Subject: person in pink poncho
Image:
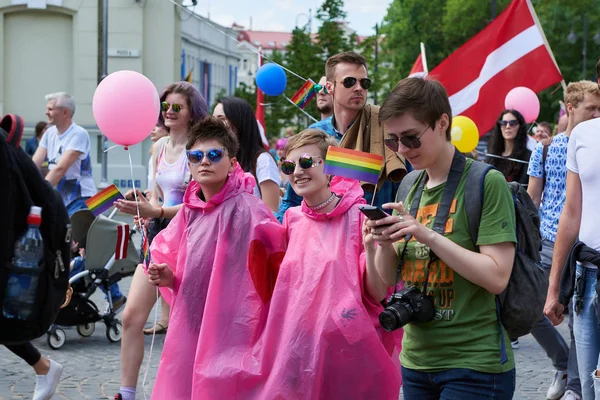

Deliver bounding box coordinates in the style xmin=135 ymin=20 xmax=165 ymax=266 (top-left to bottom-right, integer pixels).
xmin=252 ymin=129 xmax=402 ymax=399
xmin=147 ymin=117 xmax=286 ymax=399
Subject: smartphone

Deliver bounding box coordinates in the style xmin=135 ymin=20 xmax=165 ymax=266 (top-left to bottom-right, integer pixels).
xmin=359 ymin=205 xmax=393 ymax=228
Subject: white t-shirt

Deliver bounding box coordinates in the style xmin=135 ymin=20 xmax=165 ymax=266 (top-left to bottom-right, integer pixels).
xmin=253 ymin=152 xmax=281 ymax=198
xmin=526 ymin=135 xmax=537 ymax=151
xmin=40 ymin=122 xmax=97 ymax=207
xmin=566 ymin=117 xmax=600 ymax=268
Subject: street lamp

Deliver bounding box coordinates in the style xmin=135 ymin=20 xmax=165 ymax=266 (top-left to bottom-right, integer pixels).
xmin=295 ymin=9 xmax=312 ymax=32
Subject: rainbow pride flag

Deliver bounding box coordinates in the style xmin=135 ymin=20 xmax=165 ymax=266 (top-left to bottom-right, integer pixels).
xmin=141 ymin=226 xmax=150 ymax=269
xmin=85 ymin=184 xmax=124 ymax=217
xmin=290 ymin=79 xmax=316 ymax=109
xmin=323 ymin=146 xmax=383 ymax=185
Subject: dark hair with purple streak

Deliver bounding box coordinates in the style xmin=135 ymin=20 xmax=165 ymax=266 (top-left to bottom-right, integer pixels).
xmin=159 ymin=81 xmax=209 ymax=128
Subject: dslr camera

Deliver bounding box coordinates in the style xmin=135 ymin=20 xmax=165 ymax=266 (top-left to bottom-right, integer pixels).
xmin=379 ymin=287 xmax=435 ymax=332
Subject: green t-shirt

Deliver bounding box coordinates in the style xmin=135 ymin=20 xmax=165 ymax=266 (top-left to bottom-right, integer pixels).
xmin=397 ymin=159 xmax=516 ymax=373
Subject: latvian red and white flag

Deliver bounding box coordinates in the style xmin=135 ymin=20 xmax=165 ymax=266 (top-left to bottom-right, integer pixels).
xmin=409 ymin=42 xmax=428 ymax=78
xmin=428 ymin=0 xmax=563 ymax=136
xmin=115 ymin=224 xmax=130 ymax=260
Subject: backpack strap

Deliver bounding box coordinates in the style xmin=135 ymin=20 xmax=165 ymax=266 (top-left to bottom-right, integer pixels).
xmin=0 ymin=114 xmax=24 ymax=148
xmin=463 ymin=160 xmax=508 ymax=364
xmin=541 ymin=142 xmax=550 ymax=192
xmin=463 ymin=161 xmax=494 ymax=247
xmin=395 ymin=170 xmax=423 ymax=205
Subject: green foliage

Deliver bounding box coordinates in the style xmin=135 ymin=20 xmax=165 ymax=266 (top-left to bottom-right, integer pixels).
xmin=210 ymin=88 xmax=227 ymax=112
xmin=316 ymin=0 xmax=353 ymax=59
xmin=378 ymin=0 xmax=600 ymax=126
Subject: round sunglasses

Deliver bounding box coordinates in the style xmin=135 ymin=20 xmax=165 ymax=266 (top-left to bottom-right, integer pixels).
xmin=338 ymin=77 xmax=373 ymax=90
xmin=281 ymin=154 xmax=323 ymax=175
xmin=161 ymin=101 xmax=184 ymax=113
xmin=498 ymin=120 xmax=519 ymax=128
xmin=384 ymin=126 xmax=430 ymax=152
xmin=186 ymin=148 xmax=227 ymax=165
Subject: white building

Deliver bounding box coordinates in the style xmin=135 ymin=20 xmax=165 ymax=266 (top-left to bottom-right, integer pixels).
xmin=0 ymin=0 xmax=239 ymax=190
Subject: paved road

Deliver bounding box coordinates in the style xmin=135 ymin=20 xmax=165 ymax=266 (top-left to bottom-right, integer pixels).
xmin=0 ymin=273 xmax=571 ymax=399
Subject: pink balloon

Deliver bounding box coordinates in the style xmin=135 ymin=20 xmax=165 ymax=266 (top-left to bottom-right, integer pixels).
xmin=504 ymin=86 xmax=540 ymax=124
xmin=93 ymin=70 xmax=160 ymax=147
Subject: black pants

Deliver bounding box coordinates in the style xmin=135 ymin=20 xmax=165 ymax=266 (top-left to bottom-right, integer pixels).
xmin=5 ymin=341 xmax=41 ymax=366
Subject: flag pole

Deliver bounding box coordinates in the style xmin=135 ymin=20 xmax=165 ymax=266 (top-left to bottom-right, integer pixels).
xmin=525 ymin=0 xmax=566 ymax=91
xmin=284 ymin=96 xmax=318 ymax=122
xmin=420 ymin=42 xmax=429 ymax=74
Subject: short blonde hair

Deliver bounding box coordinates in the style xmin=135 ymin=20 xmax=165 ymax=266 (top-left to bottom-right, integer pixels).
xmin=564 ymin=80 xmax=600 ymax=111
xmin=284 ymin=129 xmax=337 ymax=159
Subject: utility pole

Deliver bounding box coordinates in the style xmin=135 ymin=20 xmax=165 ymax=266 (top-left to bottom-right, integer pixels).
xmin=491 ymin=0 xmax=497 ymax=21
xmin=98 ymin=0 xmax=109 ymax=188
xmin=373 ymin=23 xmax=379 ymax=105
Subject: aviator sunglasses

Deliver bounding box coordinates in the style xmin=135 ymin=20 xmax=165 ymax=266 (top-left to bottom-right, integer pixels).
xmin=281 ymin=154 xmax=323 ymax=175
xmin=313 ymin=84 xmax=329 ymax=94
xmin=186 ymin=148 xmax=227 ymax=165
xmin=498 ymin=120 xmax=519 ymax=128
xmin=161 ymin=101 xmax=184 ymax=113
xmin=338 ymin=77 xmax=373 ymax=90
xmin=384 ymin=126 xmax=430 ymax=152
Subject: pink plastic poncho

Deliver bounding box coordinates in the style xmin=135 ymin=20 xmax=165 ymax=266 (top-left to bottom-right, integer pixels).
xmin=149 ymin=164 xmax=286 ymax=399
xmin=250 ymin=177 xmax=402 ymax=400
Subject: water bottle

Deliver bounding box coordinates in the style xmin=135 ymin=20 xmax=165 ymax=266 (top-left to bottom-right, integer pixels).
xmin=3 ymin=206 xmax=44 ymax=320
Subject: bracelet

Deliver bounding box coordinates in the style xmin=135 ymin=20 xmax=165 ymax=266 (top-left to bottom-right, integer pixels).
xmin=158 ymin=207 xmax=164 ymax=219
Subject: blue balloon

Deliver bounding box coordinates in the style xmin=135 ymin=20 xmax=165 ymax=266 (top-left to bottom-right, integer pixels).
xmin=255 ymin=63 xmax=287 ymax=96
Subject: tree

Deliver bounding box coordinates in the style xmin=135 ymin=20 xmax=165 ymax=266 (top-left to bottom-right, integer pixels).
xmin=316 ymin=0 xmax=354 ymax=60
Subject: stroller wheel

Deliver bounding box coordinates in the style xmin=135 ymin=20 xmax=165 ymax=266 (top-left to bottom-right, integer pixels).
xmin=106 ymin=321 xmax=123 ymax=343
xmin=76 ymin=322 xmax=96 ymax=337
xmin=47 ymin=328 xmax=66 ymax=349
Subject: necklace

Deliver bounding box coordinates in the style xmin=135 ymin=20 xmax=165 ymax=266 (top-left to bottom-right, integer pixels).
xmin=308 ymin=192 xmax=337 ymax=211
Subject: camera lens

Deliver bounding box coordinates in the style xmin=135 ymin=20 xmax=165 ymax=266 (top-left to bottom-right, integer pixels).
xmin=379 ymin=302 xmax=413 ymax=332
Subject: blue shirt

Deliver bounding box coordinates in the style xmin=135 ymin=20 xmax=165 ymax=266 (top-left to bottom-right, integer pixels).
xmin=526 ymin=133 xmax=569 ymax=242
xmin=276 ymin=116 xmax=401 ymax=222
xmin=25 ymin=137 xmax=39 ymax=157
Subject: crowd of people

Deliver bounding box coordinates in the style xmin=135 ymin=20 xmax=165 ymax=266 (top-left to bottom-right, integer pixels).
xmin=5 ymin=51 xmax=600 ymax=400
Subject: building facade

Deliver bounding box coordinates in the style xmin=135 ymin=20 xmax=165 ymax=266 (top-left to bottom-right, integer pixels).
xmin=0 ymin=0 xmax=240 ymax=190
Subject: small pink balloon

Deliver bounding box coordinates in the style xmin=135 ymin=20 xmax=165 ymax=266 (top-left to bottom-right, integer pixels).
xmin=93 ymin=70 xmax=160 ymax=147
xmin=504 ymin=86 xmax=540 ymax=124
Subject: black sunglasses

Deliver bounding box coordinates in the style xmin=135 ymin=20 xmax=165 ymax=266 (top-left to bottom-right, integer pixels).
xmin=384 ymin=126 xmax=430 ymax=152
xmin=281 ymin=154 xmax=323 ymax=175
xmin=498 ymin=120 xmax=519 ymax=128
xmin=338 ymin=77 xmax=372 ymax=90
xmin=161 ymin=101 xmax=184 ymax=113
xmin=186 ymin=148 xmax=227 ymax=165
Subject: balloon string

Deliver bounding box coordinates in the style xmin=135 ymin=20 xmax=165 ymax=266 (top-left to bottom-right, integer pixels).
xmin=165 ymin=0 xmax=309 ymax=83
xmin=104 ymin=144 xmax=121 ymax=153
xmin=284 ymin=96 xmax=318 ymax=123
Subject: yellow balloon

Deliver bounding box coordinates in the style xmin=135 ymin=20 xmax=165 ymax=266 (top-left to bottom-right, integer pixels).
xmin=451 ymin=116 xmax=479 ymax=153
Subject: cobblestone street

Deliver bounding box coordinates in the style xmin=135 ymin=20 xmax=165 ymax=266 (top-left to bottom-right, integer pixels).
xmin=0 ymin=275 xmax=571 ymax=399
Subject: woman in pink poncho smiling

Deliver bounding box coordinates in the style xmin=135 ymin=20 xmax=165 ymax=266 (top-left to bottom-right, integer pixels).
xmin=147 ymin=117 xmax=286 ymax=399
xmin=252 ymin=129 xmax=402 ymax=399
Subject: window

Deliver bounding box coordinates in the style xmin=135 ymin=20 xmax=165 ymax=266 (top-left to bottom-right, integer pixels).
xmin=243 ymin=59 xmax=248 ymax=70
xmin=280 ymin=41 xmax=287 ymax=47
xmin=268 ymin=41 xmax=275 ymax=47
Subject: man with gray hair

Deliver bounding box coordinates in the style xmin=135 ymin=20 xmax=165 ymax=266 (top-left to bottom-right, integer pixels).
xmin=32 ymin=92 xmax=97 ymax=217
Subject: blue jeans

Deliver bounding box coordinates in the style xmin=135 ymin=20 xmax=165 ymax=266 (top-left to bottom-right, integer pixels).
xmin=402 ymin=366 xmax=515 ymax=400
xmin=71 ymin=256 xmax=123 ymax=302
xmin=66 ymin=197 xmax=91 ymax=218
xmin=573 ymin=264 xmax=600 ymax=400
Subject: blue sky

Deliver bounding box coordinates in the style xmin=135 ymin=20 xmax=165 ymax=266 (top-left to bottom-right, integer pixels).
xmin=191 ymin=0 xmax=391 ymax=36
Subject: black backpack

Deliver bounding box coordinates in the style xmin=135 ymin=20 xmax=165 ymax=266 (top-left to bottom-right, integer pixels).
xmin=397 ymin=158 xmax=548 ymax=341
xmin=0 ymin=114 xmax=71 ymax=344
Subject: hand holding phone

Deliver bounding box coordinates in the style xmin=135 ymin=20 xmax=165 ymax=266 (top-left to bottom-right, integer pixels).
xmin=359 ymin=205 xmax=393 ymax=228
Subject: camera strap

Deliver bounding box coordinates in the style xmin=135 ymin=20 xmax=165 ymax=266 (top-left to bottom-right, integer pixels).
xmin=395 ymin=148 xmax=467 ymax=295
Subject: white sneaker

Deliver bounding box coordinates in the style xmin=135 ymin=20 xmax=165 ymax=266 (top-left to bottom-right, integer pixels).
xmin=546 ymin=370 xmax=567 ymax=399
xmin=510 ymin=339 xmax=519 ymax=349
xmin=561 ymin=390 xmax=581 ymax=400
xmin=33 ymin=359 xmax=63 ymax=400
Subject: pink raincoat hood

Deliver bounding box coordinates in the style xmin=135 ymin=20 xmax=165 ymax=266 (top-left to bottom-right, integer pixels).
xmin=241 ymin=176 xmax=402 ymax=399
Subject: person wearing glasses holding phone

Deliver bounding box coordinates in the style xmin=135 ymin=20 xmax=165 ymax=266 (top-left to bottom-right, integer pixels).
xmin=366 ymin=77 xmax=517 ymax=399
xmin=113 ymin=81 xmax=209 ymax=400
xmin=486 ymin=109 xmax=532 ymax=186
xmin=276 ymin=51 xmax=406 ymax=222
xmin=145 ymin=117 xmax=285 ymax=399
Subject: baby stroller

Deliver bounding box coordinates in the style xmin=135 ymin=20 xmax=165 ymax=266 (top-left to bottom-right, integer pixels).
xmin=47 ymin=208 xmax=139 ymax=349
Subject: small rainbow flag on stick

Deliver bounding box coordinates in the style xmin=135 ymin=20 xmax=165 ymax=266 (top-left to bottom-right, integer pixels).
xmin=85 ymin=184 xmax=124 ymax=217
xmin=323 ymin=146 xmax=384 ymax=185
xmin=290 ymin=79 xmax=316 ymax=109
